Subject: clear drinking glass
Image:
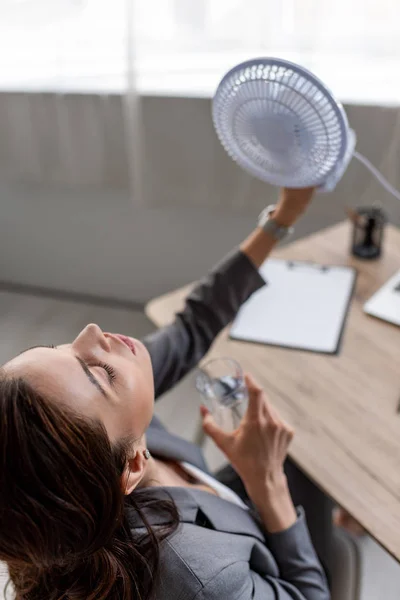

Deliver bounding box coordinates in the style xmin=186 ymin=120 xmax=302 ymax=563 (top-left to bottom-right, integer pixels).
xmin=195 ymin=358 xmax=248 ymax=432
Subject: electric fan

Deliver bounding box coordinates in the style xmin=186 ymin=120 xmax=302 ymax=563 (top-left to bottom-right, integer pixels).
xmin=213 ymin=57 xmax=400 ymax=198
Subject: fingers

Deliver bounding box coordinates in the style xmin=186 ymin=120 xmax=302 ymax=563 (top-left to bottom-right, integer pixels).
xmin=264 ymin=402 xmax=295 ymax=439
xmin=245 ymin=373 xmax=263 ymax=393
xmin=245 ymin=374 xmax=264 ymax=419
xmin=244 ymin=373 xmax=295 ymax=439
xmin=200 ymin=406 xmax=230 ymax=452
xmin=277 ymin=419 xmax=295 ymax=447
xmin=245 ymin=373 xmax=278 ymax=423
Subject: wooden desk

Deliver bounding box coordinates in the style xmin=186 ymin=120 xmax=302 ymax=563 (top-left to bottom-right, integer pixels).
xmin=146 ymin=222 xmax=400 ymax=561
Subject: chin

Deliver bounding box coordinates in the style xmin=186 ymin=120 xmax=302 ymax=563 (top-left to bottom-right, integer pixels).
xmin=135 ymin=339 xmax=150 ymax=360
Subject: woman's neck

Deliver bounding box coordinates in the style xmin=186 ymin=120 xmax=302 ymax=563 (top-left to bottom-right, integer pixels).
xmin=138 ymin=456 xmax=212 ymax=491
xmin=139 ymin=456 xmax=162 ymax=488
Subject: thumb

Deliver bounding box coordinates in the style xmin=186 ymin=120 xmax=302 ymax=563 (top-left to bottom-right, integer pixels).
xmin=200 ymin=406 xmax=230 ymax=451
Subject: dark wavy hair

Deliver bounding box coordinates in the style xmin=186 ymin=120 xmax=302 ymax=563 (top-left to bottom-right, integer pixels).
xmin=0 ymin=373 xmax=179 ymax=599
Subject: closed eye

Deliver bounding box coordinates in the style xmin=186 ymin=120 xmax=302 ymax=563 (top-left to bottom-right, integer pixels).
xmin=96 ymin=362 xmax=116 ymax=386
xmin=17 ymin=344 xmax=116 ymax=397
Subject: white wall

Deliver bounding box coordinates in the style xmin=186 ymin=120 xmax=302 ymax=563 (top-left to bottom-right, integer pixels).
xmin=0 ymin=182 xmax=257 ymax=302
xmin=0 ymin=95 xmax=400 ymax=303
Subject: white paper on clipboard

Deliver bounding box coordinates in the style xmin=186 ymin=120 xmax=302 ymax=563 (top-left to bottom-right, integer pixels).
xmin=230 ymin=259 xmax=356 ymax=354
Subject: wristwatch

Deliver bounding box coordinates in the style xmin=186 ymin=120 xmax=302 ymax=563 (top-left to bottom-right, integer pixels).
xmin=258 ymin=205 xmax=294 ymax=242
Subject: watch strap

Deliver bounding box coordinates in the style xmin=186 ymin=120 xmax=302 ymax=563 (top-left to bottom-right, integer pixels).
xmin=258 ymin=205 xmax=294 ymax=242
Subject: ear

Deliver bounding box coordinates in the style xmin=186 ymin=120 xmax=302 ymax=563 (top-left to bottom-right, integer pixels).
xmin=121 ymin=447 xmax=147 ymax=495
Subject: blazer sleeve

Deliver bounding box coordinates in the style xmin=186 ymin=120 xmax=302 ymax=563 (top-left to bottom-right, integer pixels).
xmin=194 ymin=510 xmax=330 ymax=600
xmin=142 ymin=249 xmax=265 ymax=399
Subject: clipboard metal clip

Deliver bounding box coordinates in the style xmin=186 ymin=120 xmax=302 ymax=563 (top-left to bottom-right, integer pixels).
xmin=287 ymin=261 xmax=330 ymax=273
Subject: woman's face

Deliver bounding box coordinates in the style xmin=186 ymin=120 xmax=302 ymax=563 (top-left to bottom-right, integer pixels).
xmin=3 ymin=324 xmax=154 ymax=442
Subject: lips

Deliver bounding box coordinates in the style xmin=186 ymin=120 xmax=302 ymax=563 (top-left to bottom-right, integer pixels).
xmin=113 ymin=334 xmax=136 ymax=355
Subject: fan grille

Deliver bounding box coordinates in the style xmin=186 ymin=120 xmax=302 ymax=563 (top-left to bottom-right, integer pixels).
xmin=212 ymin=59 xmax=349 ymax=188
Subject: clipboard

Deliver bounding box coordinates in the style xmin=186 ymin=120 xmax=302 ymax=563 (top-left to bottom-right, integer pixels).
xmin=230 ymin=259 xmax=357 ymax=354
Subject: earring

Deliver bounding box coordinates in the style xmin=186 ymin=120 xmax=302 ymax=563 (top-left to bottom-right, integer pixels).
xmin=143 ymin=449 xmax=151 ymax=460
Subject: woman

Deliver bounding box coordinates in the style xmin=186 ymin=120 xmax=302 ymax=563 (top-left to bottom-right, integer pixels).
xmin=0 ymin=187 xmax=330 ymax=600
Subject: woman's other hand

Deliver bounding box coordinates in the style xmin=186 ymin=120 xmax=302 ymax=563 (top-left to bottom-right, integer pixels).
xmin=200 ymin=374 xmax=297 ymax=532
xmin=273 ymin=186 xmax=315 ymax=227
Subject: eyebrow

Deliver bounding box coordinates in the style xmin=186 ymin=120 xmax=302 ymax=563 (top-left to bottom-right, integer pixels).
xmin=18 ymin=344 xmax=108 ymax=399
xmin=17 ymin=344 xmax=54 ymax=356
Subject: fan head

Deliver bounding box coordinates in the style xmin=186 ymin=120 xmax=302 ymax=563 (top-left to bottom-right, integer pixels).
xmin=212 ymin=58 xmax=353 ymax=189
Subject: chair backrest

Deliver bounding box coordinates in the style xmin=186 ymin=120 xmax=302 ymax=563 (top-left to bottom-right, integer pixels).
xmin=331 ymin=528 xmax=361 ymax=600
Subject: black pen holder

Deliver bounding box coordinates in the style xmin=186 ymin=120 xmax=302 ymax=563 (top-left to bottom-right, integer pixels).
xmin=351 ymin=207 xmax=387 ymax=260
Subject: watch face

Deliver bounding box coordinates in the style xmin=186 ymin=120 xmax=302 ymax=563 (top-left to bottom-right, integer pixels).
xmin=258 ymin=205 xmax=293 ymax=241
xmin=258 ymin=205 xmax=276 ymax=227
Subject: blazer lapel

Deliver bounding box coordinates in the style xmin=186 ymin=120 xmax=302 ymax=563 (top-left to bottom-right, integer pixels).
xmin=191 ymin=487 xmax=266 ymax=543
xmin=146 ymin=418 xmax=209 ymax=473
xmin=128 ymin=486 xmax=266 ymax=544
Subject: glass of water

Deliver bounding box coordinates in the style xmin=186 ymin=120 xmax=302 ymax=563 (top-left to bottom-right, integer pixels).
xmin=195 ymin=358 xmax=248 ymax=432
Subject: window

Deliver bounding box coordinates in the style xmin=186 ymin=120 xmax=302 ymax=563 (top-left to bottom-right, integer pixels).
xmin=0 ymin=0 xmax=399 ymax=103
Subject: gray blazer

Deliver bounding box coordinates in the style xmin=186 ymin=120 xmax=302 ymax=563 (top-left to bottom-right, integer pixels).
xmin=137 ymin=250 xmax=330 ymax=600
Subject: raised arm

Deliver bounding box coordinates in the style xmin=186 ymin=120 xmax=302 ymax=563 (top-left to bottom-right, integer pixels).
xmin=142 ymin=188 xmax=314 ymax=398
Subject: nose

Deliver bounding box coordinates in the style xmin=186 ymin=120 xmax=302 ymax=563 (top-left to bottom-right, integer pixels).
xmin=72 ymin=323 xmax=111 ymax=355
